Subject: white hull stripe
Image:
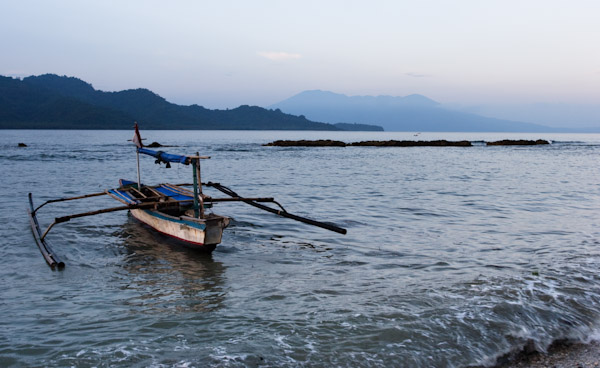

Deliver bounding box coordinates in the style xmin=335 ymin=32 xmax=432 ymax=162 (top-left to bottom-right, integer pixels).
xmin=131 ymin=209 xmax=207 ymax=245
xmin=141 ymin=210 xmax=207 ymax=230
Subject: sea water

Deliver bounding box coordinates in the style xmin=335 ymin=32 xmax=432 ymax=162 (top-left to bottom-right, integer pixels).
xmin=1 ymin=130 xmax=600 ymax=367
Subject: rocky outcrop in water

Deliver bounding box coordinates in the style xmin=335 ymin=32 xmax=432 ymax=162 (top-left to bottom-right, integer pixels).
xmin=265 ymin=139 xmax=554 ymax=147
xmin=350 ymin=140 xmax=472 ymax=147
xmin=264 ymin=140 xmax=347 ymax=147
xmin=264 ymin=140 xmax=472 ymax=147
xmin=486 ymin=139 xmax=550 ymax=146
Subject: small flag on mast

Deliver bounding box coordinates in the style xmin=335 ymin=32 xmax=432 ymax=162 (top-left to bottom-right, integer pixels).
xmin=133 ymin=122 xmax=143 ymax=148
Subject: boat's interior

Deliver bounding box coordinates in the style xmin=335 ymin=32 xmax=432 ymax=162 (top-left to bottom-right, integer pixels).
xmin=112 ymin=180 xmax=212 ymax=218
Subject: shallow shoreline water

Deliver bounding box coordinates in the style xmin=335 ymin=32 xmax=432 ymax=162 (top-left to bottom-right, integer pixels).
xmin=493 ymin=340 xmax=600 ymax=368
xmin=2 ymin=130 xmax=600 ymax=367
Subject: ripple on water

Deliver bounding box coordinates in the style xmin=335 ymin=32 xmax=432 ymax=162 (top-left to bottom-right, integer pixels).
xmin=3 ymin=131 xmax=600 ymax=367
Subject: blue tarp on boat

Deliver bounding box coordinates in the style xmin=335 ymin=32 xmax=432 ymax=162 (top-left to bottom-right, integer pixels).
xmin=137 ymin=148 xmax=190 ymax=164
xmin=118 ymin=179 xmax=194 ymax=202
xmin=154 ymin=185 xmax=194 ymax=202
xmin=108 ymin=188 xmax=139 ymax=204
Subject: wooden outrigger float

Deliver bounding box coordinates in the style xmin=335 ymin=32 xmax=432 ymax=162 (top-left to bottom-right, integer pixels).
xmin=28 ymin=124 xmax=347 ymax=269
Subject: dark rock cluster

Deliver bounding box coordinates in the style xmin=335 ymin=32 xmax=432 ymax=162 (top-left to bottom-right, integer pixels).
xmin=264 ymin=140 xmax=347 ymax=147
xmin=264 ymin=140 xmax=472 ymax=147
xmin=265 ymin=139 xmax=552 ymax=147
xmin=350 ymin=140 xmax=472 ymax=147
xmin=486 ymin=139 xmax=550 ymax=146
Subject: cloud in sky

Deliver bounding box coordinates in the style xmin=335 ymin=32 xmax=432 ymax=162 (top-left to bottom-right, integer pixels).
xmin=257 ymin=51 xmax=302 ymax=61
xmin=405 ymin=72 xmax=431 ymax=78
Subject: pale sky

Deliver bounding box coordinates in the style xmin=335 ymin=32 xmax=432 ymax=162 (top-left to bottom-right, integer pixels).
xmin=1 ymin=0 xmax=599 ymax=109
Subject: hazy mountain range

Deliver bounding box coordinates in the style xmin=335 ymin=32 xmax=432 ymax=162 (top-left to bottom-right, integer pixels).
xmin=0 ymin=74 xmax=381 ymax=131
xmin=449 ymin=103 xmax=600 ymax=129
xmin=269 ymin=90 xmax=578 ymax=132
xmin=2 ymin=74 xmax=597 ymax=132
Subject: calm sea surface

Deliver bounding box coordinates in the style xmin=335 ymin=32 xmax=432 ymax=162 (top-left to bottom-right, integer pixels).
xmin=1 ymin=130 xmax=600 ymax=367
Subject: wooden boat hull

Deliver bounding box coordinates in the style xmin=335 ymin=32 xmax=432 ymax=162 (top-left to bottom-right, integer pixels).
xmin=130 ymin=208 xmax=229 ymax=251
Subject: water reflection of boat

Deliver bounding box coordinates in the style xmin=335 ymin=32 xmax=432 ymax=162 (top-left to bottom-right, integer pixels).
xmin=115 ymin=218 xmax=227 ymax=313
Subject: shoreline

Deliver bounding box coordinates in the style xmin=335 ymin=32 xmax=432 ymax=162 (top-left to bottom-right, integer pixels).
xmin=492 ymin=340 xmax=600 ymax=368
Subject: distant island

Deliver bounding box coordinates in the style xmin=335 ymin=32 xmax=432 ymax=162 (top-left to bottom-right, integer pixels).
xmin=0 ymin=74 xmax=383 ymax=131
xmin=269 ymin=90 xmax=565 ymax=132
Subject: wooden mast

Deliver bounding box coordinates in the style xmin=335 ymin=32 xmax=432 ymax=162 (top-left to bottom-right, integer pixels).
xmin=133 ymin=121 xmax=143 ymax=190
xmin=136 ymin=149 xmax=142 ymax=190
xmin=192 ymin=157 xmax=200 ymax=218
xmin=191 ymin=152 xmax=207 ymax=219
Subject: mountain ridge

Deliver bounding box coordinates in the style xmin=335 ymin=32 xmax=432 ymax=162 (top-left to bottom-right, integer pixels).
xmin=269 ymin=90 xmax=562 ymax=132
xmin=0 ymin=75 xmax=381 ymax=131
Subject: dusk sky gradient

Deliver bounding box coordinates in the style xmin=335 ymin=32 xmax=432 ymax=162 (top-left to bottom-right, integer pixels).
xmin=1 ymin=0 xmax=599 ymax=113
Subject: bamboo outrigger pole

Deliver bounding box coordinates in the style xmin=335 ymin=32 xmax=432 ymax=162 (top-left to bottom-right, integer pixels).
xmin=28 ymin=193 xmax=169 ymax=269
xmin=32 ymin=191 xmax=108 ymax=215
xmin=39 ymin=202 xmax=161 ymax=241
xmin=205 ymin=182 xmax=347 ymax=235
xmin=28 ymin=193 xmax=64 ymax=269
xmin=31 ymin=190 xmax=280 ymax=247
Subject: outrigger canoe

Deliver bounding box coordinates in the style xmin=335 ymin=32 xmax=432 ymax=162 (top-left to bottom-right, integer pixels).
xmin=28 ymin=124 xmax=347 ymax=269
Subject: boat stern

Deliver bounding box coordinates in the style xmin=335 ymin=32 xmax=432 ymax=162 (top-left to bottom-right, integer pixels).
xmin=204 ymin=214 xmax=230 ymax=245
